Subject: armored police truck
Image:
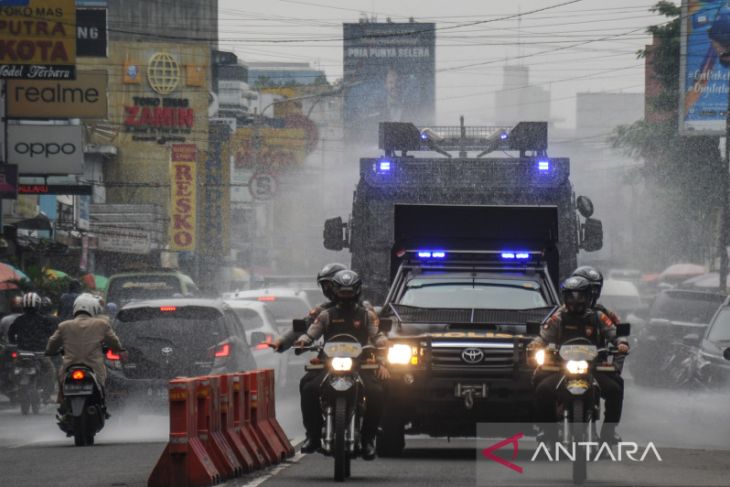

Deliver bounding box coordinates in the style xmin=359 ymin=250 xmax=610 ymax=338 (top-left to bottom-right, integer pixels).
xmin=322 ymin=121 xmax=603 ymax=456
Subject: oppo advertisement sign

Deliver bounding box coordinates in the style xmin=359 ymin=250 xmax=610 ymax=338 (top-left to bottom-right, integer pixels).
xmin=8 ymin=125 xmax=84 ymax=175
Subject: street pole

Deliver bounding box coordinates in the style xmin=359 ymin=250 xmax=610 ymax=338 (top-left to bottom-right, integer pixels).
xmin=721 ymin=73 xmax=730 ymax=293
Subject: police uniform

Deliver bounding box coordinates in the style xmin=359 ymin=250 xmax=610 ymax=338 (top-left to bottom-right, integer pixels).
xmin=298 ymin=302 xmax=386 ymax=441
xmin=532 ymin=307 xmax=624 ymax=424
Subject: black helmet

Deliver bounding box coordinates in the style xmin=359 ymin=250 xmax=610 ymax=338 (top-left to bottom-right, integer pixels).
xmin=331 ymin=269 xmax=362 ymax=302
xmin=560 ymin=276 xmax=592 ymax=315
xmin=317 ymin=262 xmax=347 ymax=300
xmin=572 ymin=266 xmax=603 ymax=304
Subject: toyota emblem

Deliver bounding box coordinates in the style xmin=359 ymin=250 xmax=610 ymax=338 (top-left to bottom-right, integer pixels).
xmin=161 ymin=347 xmax=173 ymax=356
xmin=461 ymin=348 xmax=484 ymax=364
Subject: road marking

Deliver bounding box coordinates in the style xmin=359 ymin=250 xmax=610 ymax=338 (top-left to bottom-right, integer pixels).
xmin=221 ymin=437 xmax=305 ymax=487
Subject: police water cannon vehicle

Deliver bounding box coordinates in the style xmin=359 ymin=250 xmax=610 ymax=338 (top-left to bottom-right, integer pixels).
xmin=322 ymin=121 xmax=603 ymax=455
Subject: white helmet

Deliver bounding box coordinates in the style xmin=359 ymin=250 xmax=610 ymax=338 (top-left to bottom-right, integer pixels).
xmin=21 ymin=292 xmax=41 ymax=312
xmin=73 ymin=293 xmax=102 ymax=317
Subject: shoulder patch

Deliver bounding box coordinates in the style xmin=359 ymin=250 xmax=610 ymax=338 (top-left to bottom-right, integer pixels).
xmin=599 ymin=312 xmax=614 ymax=327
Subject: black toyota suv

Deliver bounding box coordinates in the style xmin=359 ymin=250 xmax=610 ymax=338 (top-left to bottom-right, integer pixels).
xmin=106 ymin=298 xmax=257 ymax=407
xmin=376 ymin=205 xmax=561 ymax=456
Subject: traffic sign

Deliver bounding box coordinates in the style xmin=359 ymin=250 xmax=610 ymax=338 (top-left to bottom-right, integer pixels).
xmin=249 ymin=173 xmax=277 ymax=201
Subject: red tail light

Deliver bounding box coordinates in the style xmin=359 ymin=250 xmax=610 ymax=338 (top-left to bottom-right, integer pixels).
xmin=160 ymin=306 xmax=177 ymax=312
xmin=214 ymin=342 xmax=231 ymax=358
xmin=11 ymin=351 xmax=18 ymax=359
xmin=255 ymin=335 xmax=273 ymax=350
xmin=106 ymin=349 xmax=121 ymax=361
xmin=257 ymin=296 xmax=276 ymax=302
xmin=71 ymin=370 xmax=86 ymax=381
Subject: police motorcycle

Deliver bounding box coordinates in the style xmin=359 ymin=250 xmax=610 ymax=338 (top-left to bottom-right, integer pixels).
xmin=7 ymin=345 xmax=42 ymax=415
xmin=293 ymin=319 xmax=381 ymax=482
xmin=532 ymin=323 xmax=630 ymax=485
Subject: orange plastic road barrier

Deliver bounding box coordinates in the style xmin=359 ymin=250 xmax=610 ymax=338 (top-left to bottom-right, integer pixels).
xmin=231 ymin=372 xmax=268 ymax=469
xmin=148 ymin=378 xmax=221 ymax=487
xmin=212 ymin=374 xmax=256 ymax=472
xmin=195 ymin=376 xmax=244 ymax=479
xmin=242 ymin=371 xmax=279 ymax=465
xmin=262 ymin=369 xmax=295 ymax=458
xmin=233 ymin=372 xmax=274 ymax=468
xmin=247 ymin=370 xmax=291 ymax=462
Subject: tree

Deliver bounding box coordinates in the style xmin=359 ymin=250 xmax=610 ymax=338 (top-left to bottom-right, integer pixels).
xmin=611 ymin=1 xmax=725 ymax=268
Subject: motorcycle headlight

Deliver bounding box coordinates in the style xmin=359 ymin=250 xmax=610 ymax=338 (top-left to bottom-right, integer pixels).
xmin=331 ymin=357 xmax=353 ymax=371
xmin=387 ymin=343 xmax=414 ymax=365
xmin=534 ymin=349 xmax=546 ymax=366
xmin=329 ymin=376 xmax=354 ymax=391
xmin=565 ymin=360 xmax=589 ymax=375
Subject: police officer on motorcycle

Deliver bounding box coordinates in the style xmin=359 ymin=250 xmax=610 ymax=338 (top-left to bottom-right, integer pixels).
xmin=532 ymin=276 xmax=629 ymax=443
xmin=272 ymin=262 xmax=348 ymax=353
xmin=294 ymin=270 xmax=389 ymax=459
xmin=7 ymin=292 xmax=59 ymax=400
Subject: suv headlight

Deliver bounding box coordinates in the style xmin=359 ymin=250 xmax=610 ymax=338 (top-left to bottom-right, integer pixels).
xmin=565 ymin=360 xmax=589 ymax=375
xmin=388 ymin=343 xmax=414 ymax=365
xmin=331 ymin=357 xmax=353 ymax=371
xmin=534 ymin=349 xmax=545 ymax=366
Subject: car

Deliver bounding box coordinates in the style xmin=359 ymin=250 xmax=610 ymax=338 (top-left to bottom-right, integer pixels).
xmin=106 ymin=298 xmax=256 ymax=407
xmin=105 ymin=269 xmax=200 ymax=308
xmin=224 ymin=300 xmax=291 ymax=387
xmin=231 ymin=288 xmax=314 ymax=332
xmin=692 ymin=297 xmax=730 ymax=387
xmin=629 ymin=289 xmax=726 ymax=386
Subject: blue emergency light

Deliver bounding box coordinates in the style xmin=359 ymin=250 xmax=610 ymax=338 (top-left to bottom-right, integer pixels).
xmin=376 ymin=159 xmax=392 ymax=173
xmin=501 ymin=251 xmax=530 ymax=260
xmin=500 ymin=132 xmax=509 ymax=140
xmin=420 ymin=131 xmax=429 ymax=141
xmin=417 ymin=250 xmax=447 ymax=259
xmin=537 ymin=160 xmax=550 ymax=172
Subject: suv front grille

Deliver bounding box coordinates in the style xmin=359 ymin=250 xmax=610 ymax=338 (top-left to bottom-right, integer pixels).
xmin=430 ymin=343 xmax=514 ymax=374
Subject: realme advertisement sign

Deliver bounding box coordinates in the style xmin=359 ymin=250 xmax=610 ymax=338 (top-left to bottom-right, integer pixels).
xmin=7 ymin=69 xmax=107 ymax=117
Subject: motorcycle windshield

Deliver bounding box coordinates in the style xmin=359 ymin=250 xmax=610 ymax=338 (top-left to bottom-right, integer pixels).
xmin=559 ymin=344 xmax=598 ymax=362
xmin=115 ymin=306 xmax=226 ymax=379
xmin=323 ymin=341 xmax=362 ymax=358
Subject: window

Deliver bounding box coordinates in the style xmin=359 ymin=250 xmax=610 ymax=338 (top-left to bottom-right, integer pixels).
xmin=400 ymin=278 xmax=547 ymax=310
xmin=708 ymin=309 xmax=730 ymax=342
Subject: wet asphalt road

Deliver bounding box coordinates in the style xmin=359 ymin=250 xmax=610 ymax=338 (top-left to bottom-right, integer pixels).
xmin=2 ymin=376 xmax=730 ymax=487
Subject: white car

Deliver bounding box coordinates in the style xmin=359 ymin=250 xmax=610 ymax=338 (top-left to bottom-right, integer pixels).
xmin=224 ymin=300 xmax=289 ymax=387
xmin=230 ymin=288 xmax=314 ymax=332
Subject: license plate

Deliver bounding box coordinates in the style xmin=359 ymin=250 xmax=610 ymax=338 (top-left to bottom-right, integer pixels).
xmin=64 ymin=383 xmax=93 ymax=393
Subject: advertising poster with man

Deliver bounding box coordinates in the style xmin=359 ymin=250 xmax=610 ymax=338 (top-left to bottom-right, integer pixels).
xmin=680 ymin=0 xmax=730 ymax=134
xmin=343 ymin=22 xmax=435 ymax=145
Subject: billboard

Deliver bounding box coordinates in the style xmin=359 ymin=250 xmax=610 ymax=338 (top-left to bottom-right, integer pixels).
xmin=7 ymin=70 xmax=107 ymax=118
xmin=0 ymin=0 xmax=77 ymax=79
xmin=680 ymin=1 xmax=730 ymax=134
xmin=169 ymin=144 xmax=197 ymax=251
xmin=8 ymin=124 xmax=84 ymax=174
xmin=343 ymin=22 xmax=435 ymax=145
xmin=76 ymin=8 xmax=106 ymax=57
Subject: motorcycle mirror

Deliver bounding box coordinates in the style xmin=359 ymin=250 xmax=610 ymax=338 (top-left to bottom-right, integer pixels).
xmin=724 ymin=348 xmax=730 ymax=361
xmin=292 ymin=319 xmax=307 ymax=334
xmin=615 ymin=323 xmax=630 ymax=337
xmin=379 ymin=317 xmax=393 ymax=334
xmin=576 ymin=196 xmax=594 ymax=218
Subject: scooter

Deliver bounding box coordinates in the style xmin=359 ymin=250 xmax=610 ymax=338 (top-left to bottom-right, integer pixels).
xmin=11 ymin=348 xmax=42 ymax=415
xmin=59 ymin=364 xmax=107 ymax=446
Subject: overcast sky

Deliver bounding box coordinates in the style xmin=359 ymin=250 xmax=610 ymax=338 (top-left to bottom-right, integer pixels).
xmin=219 ymin=0 xmax=669 ymax=128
